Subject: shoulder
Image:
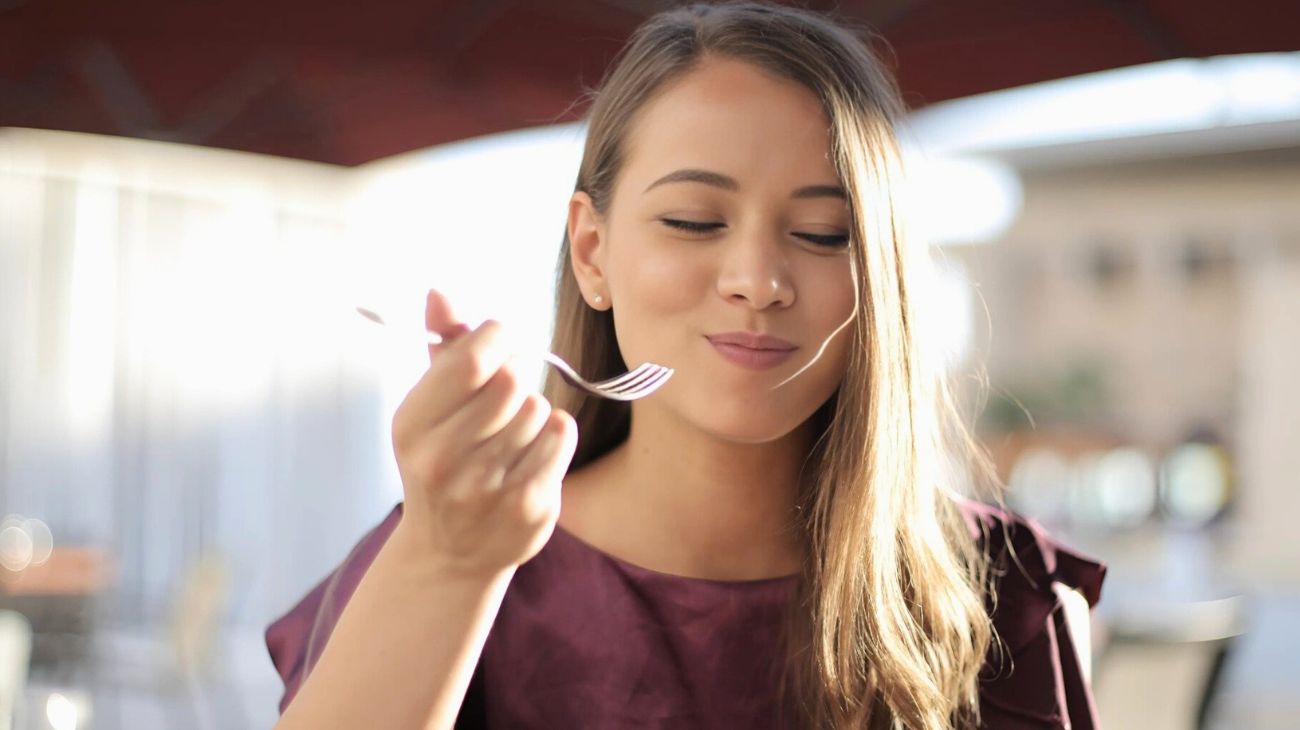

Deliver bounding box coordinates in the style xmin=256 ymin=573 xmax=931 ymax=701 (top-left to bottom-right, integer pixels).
xmin=264 ymin=502 xmax=405 ymax=715
xmin=953 ymin=497 xmax=1108 ymax=729
xmin=956 ymin=497 xmax=1105 ymax=614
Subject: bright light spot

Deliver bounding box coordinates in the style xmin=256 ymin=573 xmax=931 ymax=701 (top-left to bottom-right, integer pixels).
xmin=908 ymin=52 xmax=1300 ymax=155
xmin=931 ymin=258 xmax=975 ymax=369
xmin=1008 ymin=449 xmax=1072 ymax=522
xmin=1161 ymin=443 xmax=1231 ymax=526
xmin=1094 ymin=448 xmax=1158 ymax=528
xmin=1219 ymin=54 xmax=1300 ymax=124
xmin=0 ymin=524 xmax=33 ymax=571
xmin=903 ymin=154 xmax=1023 ymax=245
xmin=46 ymin=692 xmax=80 ymax=730
xmin=24 ymin=517 xmax=54 ymax=565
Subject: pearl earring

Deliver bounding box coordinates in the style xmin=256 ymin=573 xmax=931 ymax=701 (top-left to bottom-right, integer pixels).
xmin=593 ymin=294 xmax=603 ymax=304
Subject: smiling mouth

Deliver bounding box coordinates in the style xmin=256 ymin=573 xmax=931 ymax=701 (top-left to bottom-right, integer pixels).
xmin=706 ymin=339 xmax=798 ymax=370
xmin=706 ymin=331 xmax=797 ymax=350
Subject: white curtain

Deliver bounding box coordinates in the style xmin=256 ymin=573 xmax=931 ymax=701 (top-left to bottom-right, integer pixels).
xmin=0 ymin=127 xmax=395 ymax=629
xmin=0 ymin=125 xmax=582 ymax=635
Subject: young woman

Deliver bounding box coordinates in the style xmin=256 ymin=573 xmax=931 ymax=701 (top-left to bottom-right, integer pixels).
xmin=267 ymin=2 xmax=1105 ymax=728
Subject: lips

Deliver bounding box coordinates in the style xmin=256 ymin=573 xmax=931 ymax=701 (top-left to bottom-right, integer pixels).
xmin=705 ymin=331 xmax=797 ymax=351
xmin=705 ymin=331 xmax=798 ymax=370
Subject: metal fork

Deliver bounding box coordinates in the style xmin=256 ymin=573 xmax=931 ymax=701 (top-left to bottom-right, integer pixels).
xmin=355 ymin=307 xmax=673 ymax=401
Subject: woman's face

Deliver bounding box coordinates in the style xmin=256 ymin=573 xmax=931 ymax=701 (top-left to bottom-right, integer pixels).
xmin=569 ymin=56 xmax=858 ymax=444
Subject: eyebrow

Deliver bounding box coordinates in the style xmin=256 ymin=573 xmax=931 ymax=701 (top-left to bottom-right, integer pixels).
xmin=643 ymin=168 xmax=846 ymax=200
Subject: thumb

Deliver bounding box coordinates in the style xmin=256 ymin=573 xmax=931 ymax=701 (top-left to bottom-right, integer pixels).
xmin=425 ymin=288 xmax=471 ymax=363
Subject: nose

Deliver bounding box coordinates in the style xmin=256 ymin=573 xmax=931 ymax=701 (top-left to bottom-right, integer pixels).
xmin=715 ymin=233 xmax=795 ymax=310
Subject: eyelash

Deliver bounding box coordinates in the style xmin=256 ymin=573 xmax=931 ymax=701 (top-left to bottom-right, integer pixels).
xmin=659 ymin=218 xmax=850 ymax=249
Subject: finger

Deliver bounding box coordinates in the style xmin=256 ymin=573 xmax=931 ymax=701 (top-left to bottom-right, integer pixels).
xmin=463 ymin=392 xmax=553 ymax=491
xmin=396 ymin=319 xmax=513 ymax=435
xmin=506 ymin=412 xmax=578 ymax=523
xmin=430 ymin=354 xmax=531 ymax=450
xmin=425 ymin=288 xmax=471 ymax=363
xmin=503 ymin=410 xmax=577 ymax=499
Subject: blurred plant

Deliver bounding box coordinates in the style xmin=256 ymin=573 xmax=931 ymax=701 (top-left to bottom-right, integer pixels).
xmin=979 ymin=356 xmax=1111 ymax=433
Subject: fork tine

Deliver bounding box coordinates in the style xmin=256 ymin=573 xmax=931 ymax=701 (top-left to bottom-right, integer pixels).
xmin=599 ymin=365 xmax=660 ymax=393
xmin=592 ymin=363 xmax=657 ymax=390
xmin=538 ymin=351 xmax=671 ymax=401
xmin=623 ymin=368 xmax=673 ymax=398
xmin=601 ymin=366 xmax=671 ymax=398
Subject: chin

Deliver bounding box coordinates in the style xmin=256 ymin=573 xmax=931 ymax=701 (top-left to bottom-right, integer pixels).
xmin=687 ymin=399 xmax=816 ymax=445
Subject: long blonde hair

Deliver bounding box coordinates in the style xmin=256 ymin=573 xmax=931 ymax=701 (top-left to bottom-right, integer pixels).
xmin=543 ymin=2 xmax=1002 ymax=727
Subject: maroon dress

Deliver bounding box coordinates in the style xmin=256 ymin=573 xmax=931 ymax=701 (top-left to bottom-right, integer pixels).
xmin=266 ymin=498 xmax=1105 ymax=729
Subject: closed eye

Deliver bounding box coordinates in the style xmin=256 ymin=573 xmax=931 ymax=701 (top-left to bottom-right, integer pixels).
xmin=660 ymin=218 xmax=723 ymax=234
xmin=660 ymin=218 xmax=849 ymax=249
xmin=796 ymin=232 xmax=850 ymax=248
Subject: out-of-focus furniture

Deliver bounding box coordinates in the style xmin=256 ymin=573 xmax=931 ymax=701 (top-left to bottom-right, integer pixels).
xmin=0 ymin=547 xmax=112 ymax=596
xmin=0 ymin=609 xmax=33 ymax=730
xmin=0 ymin=547 xmax=111 ymax=681
xmin=90 ymin=552 xmax=241 ymax=730
xmin=1093 ymin=594 xmax=1248 ymax=730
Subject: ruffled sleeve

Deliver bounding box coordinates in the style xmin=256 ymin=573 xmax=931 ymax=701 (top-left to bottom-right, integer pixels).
xmin=263 ymin=503 xmax=405 ymax=715
xmin=960 ymin=499 xmax=1107 ymax=730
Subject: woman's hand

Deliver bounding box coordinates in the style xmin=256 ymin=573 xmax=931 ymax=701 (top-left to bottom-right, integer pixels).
xmin=390 ymin=289 xmax=578 ymax=580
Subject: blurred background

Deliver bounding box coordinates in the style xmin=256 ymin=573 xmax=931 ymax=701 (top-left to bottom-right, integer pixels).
xmin=1 ymin=1 xmax=1297 ymax=728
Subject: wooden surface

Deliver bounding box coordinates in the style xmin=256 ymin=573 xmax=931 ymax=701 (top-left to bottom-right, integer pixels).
xmin=0 ymin=547 xmax=113 ymax=597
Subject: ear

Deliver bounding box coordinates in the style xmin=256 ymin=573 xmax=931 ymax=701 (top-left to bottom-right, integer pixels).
xmin=567 ymin=190 xmax=610 ymax=308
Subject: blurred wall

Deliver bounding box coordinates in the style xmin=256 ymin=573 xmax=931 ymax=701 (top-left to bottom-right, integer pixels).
xmin=952 ymin=146 xmax=1300 ymax=580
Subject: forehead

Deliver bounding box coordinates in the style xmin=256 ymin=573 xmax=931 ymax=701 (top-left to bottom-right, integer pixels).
xmin=618 ymin=57 xmax=840 ymax=194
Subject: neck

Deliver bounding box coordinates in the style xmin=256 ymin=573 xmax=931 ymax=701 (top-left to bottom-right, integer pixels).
xmin=590 ymin=404 xmax=813 ymax=581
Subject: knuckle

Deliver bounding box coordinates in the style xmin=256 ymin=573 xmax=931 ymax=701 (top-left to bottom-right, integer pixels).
xmin=451 ymin=333 xmax=501 ymax=385
xmin=482 ymin=371 xmax=522 ymax=419
xmin=401 ymin=434 xmax=453 ymax=484
xmin=512 ymin=394 xmax=536 ymax=420
xmin=471 ymin=433 xmax=512 ymax=466
xmin=457 ymin=347 xmax=494 ymax=385
xmin=517 ymin=392 xmax=547 ymax=420
xmin=426 ymin=454 xmax=457 ymax=487
xmin=536 ymin=392 xmax=555 ymax=415
xmin=545 ymin=410 xmax=570 ymax=436
xmin=391 ymin=413 xmax=420 ymax=457
xmin=472 ymin=460 xmax=508 ymax=492
xmin=398 ymin=454 xmax=432 ymax=492
xmin=492 ymin=363 xmax=520 ymax=393
xmin=442 ymin=478 xmax=479 ymax=507
xmin=516 ymin=483 xmax=560 ymax=523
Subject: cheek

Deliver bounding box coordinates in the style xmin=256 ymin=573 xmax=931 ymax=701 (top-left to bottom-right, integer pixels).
xmin=808 ymin=260 xmax=859 ymax=373
xmin=808 ymin=258 xmax=858 ymax=327
xmin=614 ymin=238 xmax=711 ymax=312
xmin=605 ymin=236 xmax=712 ymax=370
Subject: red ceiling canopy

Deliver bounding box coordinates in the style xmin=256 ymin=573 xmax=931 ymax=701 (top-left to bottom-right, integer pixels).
xmin=3 ymin=0 xmax=1297 ymax=166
